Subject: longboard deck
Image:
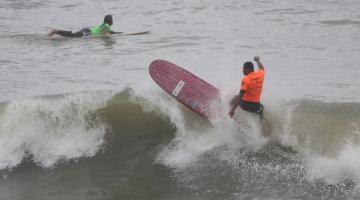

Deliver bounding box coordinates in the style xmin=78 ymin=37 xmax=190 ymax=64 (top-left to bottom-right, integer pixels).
xmin=93 ymin=31 xmax=150 ymax=37
xmin=116 ymin=31 xmax=150 ymax=36
xmin=149 ymin=60 xmax=219 ymax=118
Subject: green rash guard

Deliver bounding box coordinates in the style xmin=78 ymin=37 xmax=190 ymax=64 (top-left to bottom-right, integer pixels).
xmin=90 ymin=23 xmax=112 ymax=36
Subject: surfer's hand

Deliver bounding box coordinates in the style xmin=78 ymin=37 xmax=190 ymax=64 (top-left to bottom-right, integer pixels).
xmin=254 ymin=56 xmax=260 ymax=62
xmin=228 ymin=109 xmax=235 ymax=118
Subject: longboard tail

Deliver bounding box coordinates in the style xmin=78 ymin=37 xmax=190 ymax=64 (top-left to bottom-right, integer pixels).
xmin=149 ymin=60 xmax=219 ymax=118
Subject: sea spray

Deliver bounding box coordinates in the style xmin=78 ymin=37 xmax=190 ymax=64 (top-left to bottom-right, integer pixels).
xmin=0 ymin=91 xmax=112 ymax=169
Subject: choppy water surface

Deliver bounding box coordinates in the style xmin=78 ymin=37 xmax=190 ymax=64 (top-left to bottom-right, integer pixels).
xmin=0 ymin=0 xmax=360 ymax=199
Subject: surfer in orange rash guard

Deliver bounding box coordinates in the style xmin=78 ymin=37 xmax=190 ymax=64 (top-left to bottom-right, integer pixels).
xmin=228 ymin=56 xmax=265 ymax=119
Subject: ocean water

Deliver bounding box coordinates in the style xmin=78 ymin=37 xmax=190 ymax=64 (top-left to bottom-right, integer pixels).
xmin=1 ymin=0 xmax=360 ymax=199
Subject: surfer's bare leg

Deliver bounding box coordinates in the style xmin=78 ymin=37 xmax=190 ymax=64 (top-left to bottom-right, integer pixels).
xmin=47 ymin=29 xmax=57 ymax=37
xmin=261 ymin=117 xmax=272 ymax=136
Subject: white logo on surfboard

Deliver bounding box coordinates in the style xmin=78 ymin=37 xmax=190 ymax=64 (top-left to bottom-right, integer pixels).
xmin=172 ymin=80 xmax=185 ymax=96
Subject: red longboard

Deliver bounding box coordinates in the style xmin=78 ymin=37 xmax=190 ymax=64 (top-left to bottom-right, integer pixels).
xmin=149 ymin=60 xmax=220 ymax=118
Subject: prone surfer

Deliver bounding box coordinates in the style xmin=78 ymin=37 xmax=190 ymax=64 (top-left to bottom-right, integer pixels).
xmin=228 ymin=56 xmax=265 ymax=119
xmin=47 ymin=15 xmax=122 ymax=37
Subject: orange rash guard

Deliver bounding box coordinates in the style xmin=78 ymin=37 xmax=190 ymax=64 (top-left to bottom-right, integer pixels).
xmin=240 ymin=69 xmax=265 ymax=103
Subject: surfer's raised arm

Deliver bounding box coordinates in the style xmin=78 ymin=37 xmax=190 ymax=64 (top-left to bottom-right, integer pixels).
xmin=254 ymin=56 xmax=264 ymax=70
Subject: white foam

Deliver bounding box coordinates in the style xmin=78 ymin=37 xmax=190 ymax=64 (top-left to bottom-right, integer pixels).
xmin=0 ymin=91 xmax=112 ymax=169
xmin=305 ymin=143 xmax=360 ymax=185
xmin=149 ymin=88 xmax=268 ymax=169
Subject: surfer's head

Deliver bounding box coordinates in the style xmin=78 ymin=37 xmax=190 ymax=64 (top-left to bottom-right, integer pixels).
xmin=104 ymin=15 xmax=113 ymax=25
xmin=243 ymin=61 xmax=254 ymax=75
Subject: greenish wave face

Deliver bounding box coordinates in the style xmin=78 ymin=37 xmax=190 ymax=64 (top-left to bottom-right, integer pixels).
xmin=0 ymin=89 xmax=359 ymax=169
xmin=0 ymin=89 xmax=359 ymax=199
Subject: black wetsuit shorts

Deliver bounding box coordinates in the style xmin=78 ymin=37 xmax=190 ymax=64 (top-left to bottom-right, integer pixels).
xmin=56 ymin=28 xmax=91 ymax=38
xmin=239 ymin=100 xmax=264 ymax=116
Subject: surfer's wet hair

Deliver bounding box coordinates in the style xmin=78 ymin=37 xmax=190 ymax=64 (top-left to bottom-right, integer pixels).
xmin=104 ymin=15 xmax=113 ymax=25
xmin=243 ymin=62 xmax=254 ymax=73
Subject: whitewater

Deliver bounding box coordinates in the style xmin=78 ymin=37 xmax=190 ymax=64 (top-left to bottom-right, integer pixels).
xmin=0 ymin=0 xmax=360 ymax=199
